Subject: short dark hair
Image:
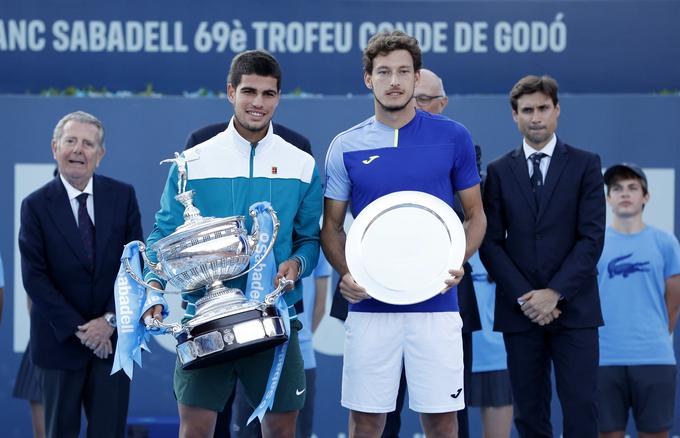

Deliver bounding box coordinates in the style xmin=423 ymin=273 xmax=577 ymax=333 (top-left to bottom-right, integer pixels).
xmin=510 ymin=75 xmax=559 ymax=112
xmin=227 ymin=50 xmax=282 ymax=91
xmin=604 ymin=165 xmax=649 ymax=196
xmin=362 ymin=30 xmax=422 ymax=74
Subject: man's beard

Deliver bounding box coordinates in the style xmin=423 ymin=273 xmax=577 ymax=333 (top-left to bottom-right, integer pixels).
xmin=234 ymin=114 xmax=269 ymax=134
xmin=525 ymin=128 xmax=551 ymax=146
xmin=373 ymin=89 xmax=413 ymax=113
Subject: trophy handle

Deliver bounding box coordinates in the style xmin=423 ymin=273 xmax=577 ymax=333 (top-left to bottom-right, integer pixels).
xmin=231 ymin=206 xmax=280 ymax=280
xmin=145 ymin=317 xmax=187 ymax=336
xmin=124 ymin=240 xmax=166 ymax=292
xmin=264 ymin=277 xmax=295 ymax=305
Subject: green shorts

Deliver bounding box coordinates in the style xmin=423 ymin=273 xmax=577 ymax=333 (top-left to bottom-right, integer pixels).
xmin=173 ymin=319 xmax=305 ymax=413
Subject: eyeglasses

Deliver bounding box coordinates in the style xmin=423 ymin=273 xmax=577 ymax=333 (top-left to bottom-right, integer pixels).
xmin=414 ymin=95 xmax=445 ymax=105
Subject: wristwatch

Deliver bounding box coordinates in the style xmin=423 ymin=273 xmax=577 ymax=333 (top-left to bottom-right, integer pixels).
xmin=104 ymin=312 xmax=117 ymax=328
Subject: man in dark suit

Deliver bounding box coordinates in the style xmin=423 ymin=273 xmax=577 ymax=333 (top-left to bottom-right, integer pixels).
xmin=19 ymin=111 xmax=143 ymax=438
xmin=480 ymin=75 xmax=605 ymax=437
xmin=184 ymin=121 xmax=312 ymax=438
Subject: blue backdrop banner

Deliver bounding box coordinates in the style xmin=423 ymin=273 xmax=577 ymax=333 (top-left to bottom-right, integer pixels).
xmin=1 ymin=0 xmax=679 ymax=94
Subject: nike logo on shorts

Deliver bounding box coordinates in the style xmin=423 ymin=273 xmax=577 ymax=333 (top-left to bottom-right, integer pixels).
xmin=296 ymin=388 xmax=306 ymax=396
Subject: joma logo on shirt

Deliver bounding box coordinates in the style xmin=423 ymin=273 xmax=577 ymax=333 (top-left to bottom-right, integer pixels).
xmin=607 ymin=253 xmax=651 ymax=279
xmin=362 ymin=155 xmax=380 ymax=164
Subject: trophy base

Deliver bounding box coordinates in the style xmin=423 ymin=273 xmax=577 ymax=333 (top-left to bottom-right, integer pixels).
xmin=175 ymin=305 xmax=288 ymax=370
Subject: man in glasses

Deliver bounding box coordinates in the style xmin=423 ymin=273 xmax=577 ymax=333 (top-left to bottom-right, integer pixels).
xmin=413 ymin=68 xmax=448 ymax=114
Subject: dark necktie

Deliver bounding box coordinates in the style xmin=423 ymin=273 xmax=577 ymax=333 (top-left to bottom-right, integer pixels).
xmin=76 ymin=193 xmax=95 ymax=268
xmin=530 ymin=152 xmax=548 ymax=205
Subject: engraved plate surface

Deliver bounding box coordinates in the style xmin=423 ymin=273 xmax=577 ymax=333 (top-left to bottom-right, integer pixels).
xmin=177 ymin=341 xmax=198 ymax=364
xmin=194 ymin=332 xmax=225 ymax=357
xmin=233 ymin=320 xmax=266 ymax=344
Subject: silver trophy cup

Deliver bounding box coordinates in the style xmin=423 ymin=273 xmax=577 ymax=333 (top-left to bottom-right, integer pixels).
xmin=124 ymin=153 xmax=292 ymax=370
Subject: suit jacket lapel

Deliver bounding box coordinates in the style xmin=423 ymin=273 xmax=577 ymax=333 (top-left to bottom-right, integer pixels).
xmin=508 ymin=147 xmax=538 ymax=216
xmin=93 ymin=174 xmax=115 ymax=277
xmin=537 ymin=139 xmax=569 ymax=221
xmin=46 ymin=177 xmax=92 ymax=271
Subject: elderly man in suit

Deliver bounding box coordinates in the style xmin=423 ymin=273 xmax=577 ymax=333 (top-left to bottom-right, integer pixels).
xmin=19 ymin=111 xmax=143 ymax=438
xmin=480 ymin=75 xmax=605 ymax=437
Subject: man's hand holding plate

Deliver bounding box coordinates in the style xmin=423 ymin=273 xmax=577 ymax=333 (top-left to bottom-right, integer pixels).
xmin=443 ymin=267 xmax=465 ymax=292
xmin=340 ymin=272 xmax=371 ymax=304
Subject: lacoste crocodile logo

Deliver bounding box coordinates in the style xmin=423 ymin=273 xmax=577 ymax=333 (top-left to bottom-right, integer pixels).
xmin=607 ymin=253 xmax=650 ymax=279
xmin=362 ymin=155 xmax=380 ymax=164
xmin=450 ymin=388 xmax=462 ymax=398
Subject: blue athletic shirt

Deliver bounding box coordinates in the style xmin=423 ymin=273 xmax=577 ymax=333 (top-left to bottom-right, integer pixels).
xmin=469 ymin=252 xmax=507 ymax=372
xmin=298 ymin=252 xmax=332 ymax=369
xmin=324 ymin=109 xmax=480 ymax=313
xmin=597 ymin=226 xmax=680 ymax=366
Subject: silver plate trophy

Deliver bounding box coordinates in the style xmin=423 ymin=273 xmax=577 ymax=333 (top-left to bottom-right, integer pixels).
xmin=346 ymin=191 xmax=466 ymax=305
xmin=125 ymin=153 xmax=292 ymax=370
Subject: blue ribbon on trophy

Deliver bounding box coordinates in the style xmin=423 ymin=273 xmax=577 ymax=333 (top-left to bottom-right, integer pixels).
xmin=246 ymin=201 xmax=291 ymax=425
xmin=112 ymin=241 xmax=169 ymax=378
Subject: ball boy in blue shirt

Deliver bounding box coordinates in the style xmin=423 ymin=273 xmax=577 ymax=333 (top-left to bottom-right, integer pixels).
xmin=598 ymin=163 xmax=680 ymax=438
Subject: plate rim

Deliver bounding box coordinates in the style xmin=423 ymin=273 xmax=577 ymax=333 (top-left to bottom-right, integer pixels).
xmin=346 ymin=190 xmax=466 ymax=305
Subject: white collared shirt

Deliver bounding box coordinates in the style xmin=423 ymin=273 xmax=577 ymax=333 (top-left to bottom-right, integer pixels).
xmin=523 ymin=134 xmax=557 ymax=183
xmin=60 ymin=175 xmax=95 ymax=226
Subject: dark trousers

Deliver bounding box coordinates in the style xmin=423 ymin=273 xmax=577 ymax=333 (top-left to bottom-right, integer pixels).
xmin=296 ymin=369 xmax=316 ymax=438
xmin=41 ymin=358 xmax=130 ymax=438
xmin=458 ymin=331 xmax=472 ymax=438
xmin=382 ymin=332 xmax=473 ymax=438
xmin=213 ymin=389 xmax=235 ymax=438
xmin=504 ymin=326 xmax=599 ymax=438
xmin=231 ymin=381 xmax=261 ymax=438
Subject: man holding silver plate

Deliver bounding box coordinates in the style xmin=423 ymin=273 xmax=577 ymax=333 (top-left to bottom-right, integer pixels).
xmin=140 ymin=50 xmax=322 ymax=438
xmin=321 ymin=31 xmax=486 ymax=438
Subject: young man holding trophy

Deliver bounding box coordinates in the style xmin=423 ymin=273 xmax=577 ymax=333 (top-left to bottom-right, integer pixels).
xmin=141 ymin=50 xmax=322 ymax=438
xmin=321 ymin=31 xmax=486 ymax=438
